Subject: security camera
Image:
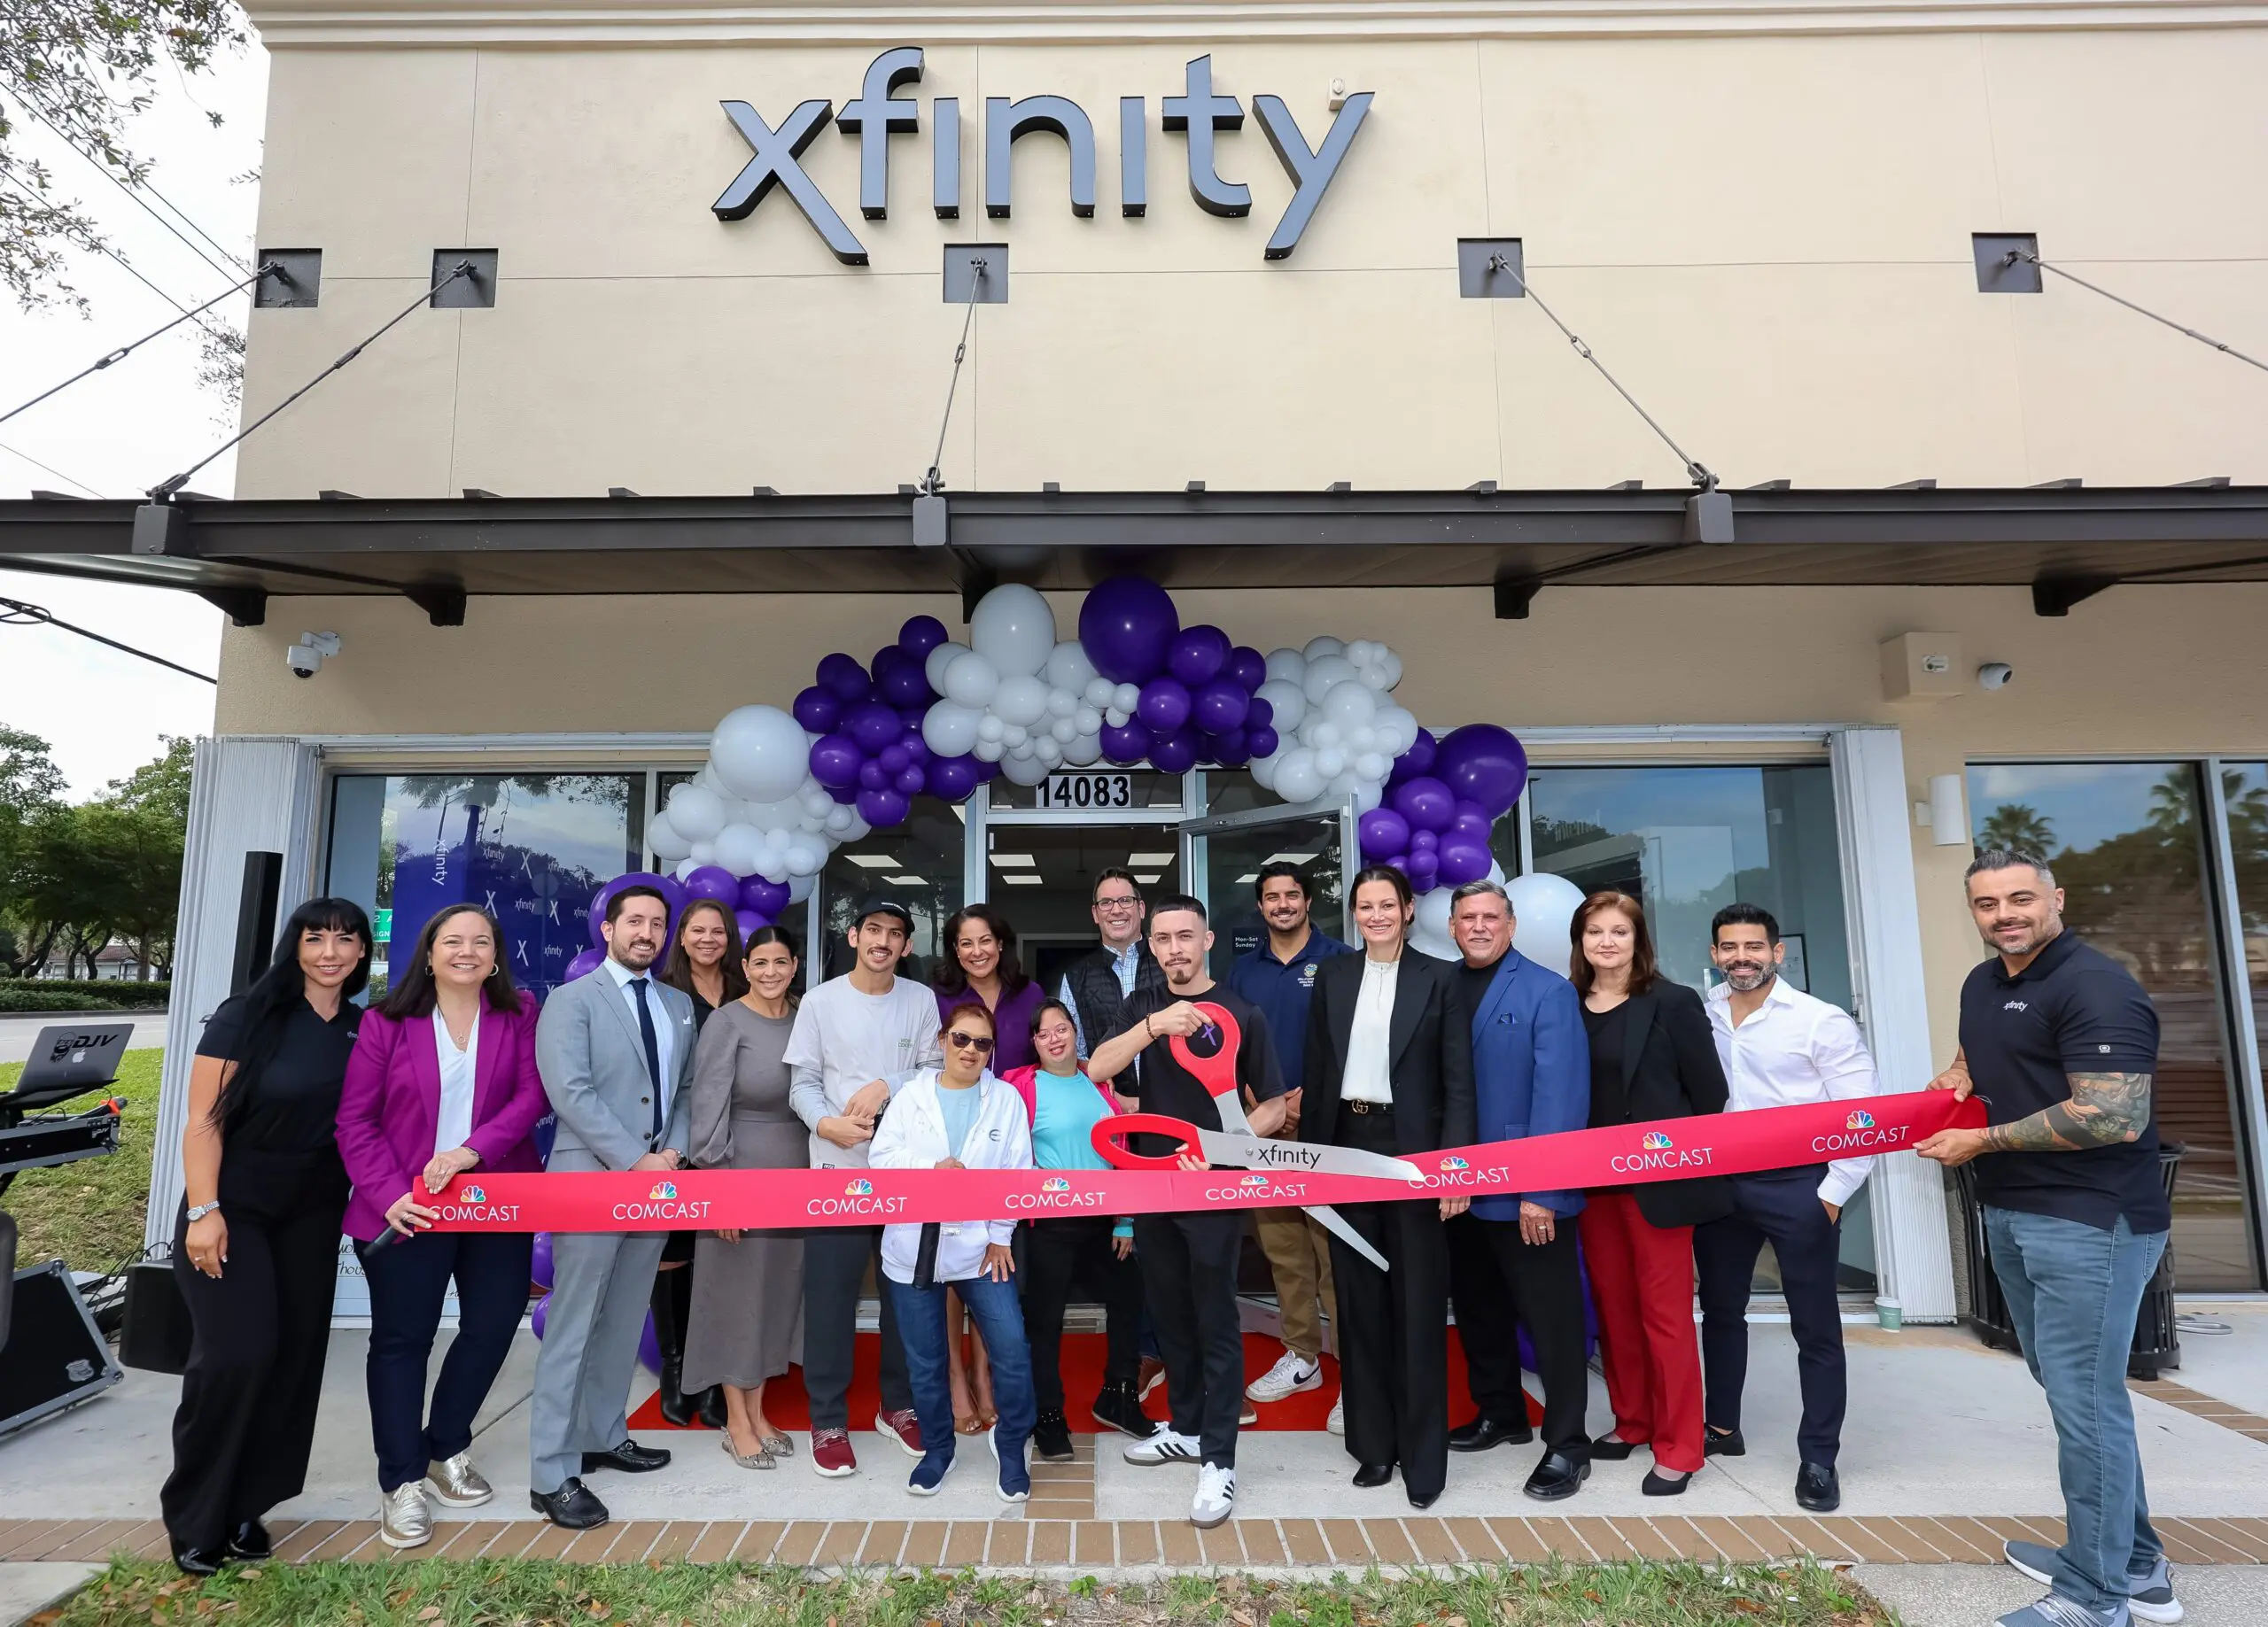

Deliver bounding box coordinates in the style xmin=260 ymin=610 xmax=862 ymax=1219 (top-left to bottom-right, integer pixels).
xmin=1978 ymin=662 xmax=2015 ymax=691
xmin=287 ymin=631 xmax=341 ymax=679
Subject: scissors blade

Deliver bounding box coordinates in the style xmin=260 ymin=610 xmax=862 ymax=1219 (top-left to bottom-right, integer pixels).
xmin=1305 ymin=1204 xmax=1389 ymax=1272
xmin=1192 ymin=1128 xmax=1421 ymax=1183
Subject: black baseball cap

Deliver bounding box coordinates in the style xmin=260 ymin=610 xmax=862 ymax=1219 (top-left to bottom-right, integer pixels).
xmin=857 ymin=899 xmax=915 ymax=933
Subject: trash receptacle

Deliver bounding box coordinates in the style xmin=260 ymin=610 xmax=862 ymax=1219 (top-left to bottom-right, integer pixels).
xmin=1956 ymin=1144 xmax=2183 ymax=1379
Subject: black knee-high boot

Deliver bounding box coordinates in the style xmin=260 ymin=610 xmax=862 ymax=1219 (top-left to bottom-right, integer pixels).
xmin=650 ymin=1263 xmax=724 ymax=1429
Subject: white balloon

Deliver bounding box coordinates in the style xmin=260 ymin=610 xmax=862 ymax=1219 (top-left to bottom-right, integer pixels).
xmin=1045 ymin=686 xmax=1077 ymax=720
xmin=1323 ymin=678 xmax=1378 ymax=731
xmin=1307 ymin=720 xmax=1340 ymax=749
xmin=1371 ymin=706 xmax=1418 ymax=755
xmin=1346 ymin=639 xmax=1379 ymax=668
xmin=1032 ymin=733 xmax=1064 ymax=766
xmin=1254 ymin=678 xmax=1307 ymax=734
xmin=925 ymin=639 xmax=972 ymax=693
xmin=1064 ymin=732 xmax=1103 ymax=766
xmin=783 ymin=833 xmax=827 ymax=877
xmin=1273 ymin=748 xmax=1323 ymax=802
xmin=1302 ymin=635 xmax=1348 ymax=662
xmin=1315 ymin=747 xmax=1348 ymax=779
xmin=1045 ymin=639 xmax=1099 ymax=696
xmin=1326 ymin=769 xmax=1360 ymax=797
xmin=1302 ymin=655 xmax=1360 ymax=704
xmin=1486 ymin=858 xmax=1508 ymax=886
xmin=823 ymin=804 xmax=857 ymax=838
xmin=713 ymin=822 xmax=766 ymax=876
xmin=1264 ymin=647 xmax=1309 ymax=686
xmin=1359 ymin=664 xmax=1393 ymax=691
xmin=1083 ymin=677 xmax=1118 ymax=709
xmin=1506 ymin=872 xmax=1588 ymax=969
xmin=942 ymin=649 xmax=1000 ymax=709
xmin=693 ymin=764 xmax=725 ymax=794
xmin=674 ymin=856 xmax=704 ymax=881
xmin=1414 ymin=887 xmax=1455 ymax=949
xmin=1002 ymin=723 xmax=1029 ymax=749
xmin=1370 ymin=648 xmax=1405 ymax=691
xmin=1410 ymin=926 xmax=1459 ymax=961
xmin=647 ymin=812 xmax=694 ymax=864
xmin=1113 ymin=682 xmax=1141 ymax=714
xmin=1074 ymin=704 xmax=1102 ymax=735
xmin=975 ymin=714 xmax=1006 ymax=744
xmin=1250 ymin=750 xmax=1281 ymax=792
xmin=1353 ymin=781 xmax=1384 ymax=815
xmin=689 ymin=840 xmax=717 ymax=864
xmin=993 ymin=674 xmax=1052 ymax=728
xmin=974 ymin=737 xmax=1006 ymax=763
xmin=1354 ymin=751 xmax=1389 ymax=782
xmin=710 ymin=705 xmax=812 ymax=805
xmin=1104 ymin=707 xmax=1131 ymax=729
xmin=786 ymin=872 xmax=816 ymax=905
xmin=1000 ymin=751 xmax=1049 ymax=786
xmin=666 ymin=782 xmax=727 ymax=841
xmin=1050 ymin=716 xmax=1079 ymax=743
xmin=923 ymin=700 xmax=982 ymax=757
xmin=841 ymin=815 xmax=871 ymax=843
xmin=800 ymin=784 xmax=835 ymax=818
xmin=968 ymin=584 xmax=1056 ymax=678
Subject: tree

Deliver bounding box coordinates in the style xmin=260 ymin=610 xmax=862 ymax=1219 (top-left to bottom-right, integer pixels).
xmin=1979 ymin=802 xmax=2056 ymax=862
xmin=0 ymin=736 xmax=190 ymax=978
xmin=0 ymin=725 xmax=66 ymax=816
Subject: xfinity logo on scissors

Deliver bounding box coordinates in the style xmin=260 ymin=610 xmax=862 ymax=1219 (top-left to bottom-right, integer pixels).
xmin=713 ymin=48 xmax=1374 ymax=265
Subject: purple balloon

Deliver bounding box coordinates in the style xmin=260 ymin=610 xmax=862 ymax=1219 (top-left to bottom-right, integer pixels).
xmin=1078 ymin=575 xmax=1181 ymax=683
xmin=927 ymin=755 xmax=980 ymax=801
xmin=818 ymin=652 xmax=871 ymax=702
xmin=1391 ymin=774 xmax=1458 ymax=834
xmin=586 ymin=890 xmax=609 ymax=947
xmin=894 ymin=763 xmax=927 ymax=795
xmin=899 ymin=729 xmax=930 ymax=763
xmin=1359 ymin=806 xmax=1412 ymax=862
xmin=899 ymin=614 xmax=950 ymax=657
xmin=657 ymin=875 xmax=687 ymax=921
xmin=1436 ymin=839 xmax=1492 ymax=887
xmin=684 ymin=864 xmax=739 ymax=904
xmin=1208 ymin=727 xmax=1247 ymax=761
xmin=858 ymin=759 xmax=889 ymax=791
xmin=563 ymin=946 xmax=605 ymax=981
xmin=1149 ymin=728 xmax=1198 ymax=774
xmin=590 ymin=872 xmax=671 ymax=945
xmin=1165 ymin=624 xmax=1232 ymax=687
xmin=734 ymin=907 xmax=767 ymax=939
xmin=1408 ymin=848 xmax=1441 ymax=887
xmin=1451 ymin=810 xmax=1495 ymax=842
xmin=829 ymin=783 xmax=859 ymax=805
xmin=1136 ymin=676 xmax=1192 ymax=734
xmin=741 ymin=876 xmax=791 ymax=918
xmin=1247 ymin=724 xmax=1280 ymax=758
xmin=846 ymin=699 xmax=901 ymax=754
xmin=1386 ymin=728 xmax=1440 ymax=787
xmin=898 ymin=704 xmax=930 ymax=732
xmin=1100 ymin=718 xmax=1153 ymax=763
xmin=809 ymin=732 xmax=863 ymax=789
xmin=531 ymin=1293 xmax=551 ymax=1341
xmin=792 ymin=685 xmax=842 ymax=733
xmin=858 ymin=786 xmax=911 ymax=827
xmin=872 ymin=643 xmax=908 ymax=678
xmin=1410 ymin=828 xmax=1440 ymax=854
xmin=1191 ymin=677 xmax=1250 ymax=734
xmin=1247 ymin=696 xmax=1274 ymax=732
xmin=531 ymin=1232 xmax=554 ymax=1290
xmin=638 ymin=1313 xmax=662 ymax=1375
xmin=1433 ymin=724 xmax=1529 ymax=818
xmin=880 ymin=661 xmax=932 ymax=709
xmin=878 ymin=743 xmax=911 ymax=775
xmin=1227 ymin=645 xmax=1268 ymax=693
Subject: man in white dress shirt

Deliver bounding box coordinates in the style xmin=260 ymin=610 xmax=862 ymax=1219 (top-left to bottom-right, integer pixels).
xmin=1695 ymin=903 xmax=1879 ymax=1515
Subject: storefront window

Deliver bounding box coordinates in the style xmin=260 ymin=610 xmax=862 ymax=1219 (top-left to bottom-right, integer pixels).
xmin=814 ymin=796 xmax=967 ymax=982
xmin=325 ymin=772 xmax=641 ymax=1001
xmin=2229 ymin=763 xmax=2268 ymax=1149
xmin=1968 ymin=762 xmax=2261 ymax=1290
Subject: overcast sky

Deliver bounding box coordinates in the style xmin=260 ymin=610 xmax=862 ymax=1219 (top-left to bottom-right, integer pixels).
xmin=1 ymin=42 xmax=271 ymax=795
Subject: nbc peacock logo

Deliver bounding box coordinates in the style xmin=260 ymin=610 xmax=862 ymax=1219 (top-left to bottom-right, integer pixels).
xmin=1240 ymin=1173 xmax=1272 ymax=1188
xmin=844 ymin=1178 xmax=874 ymax=1196
xmin=1845 ymin=1110 xmax=1876 ymax=1130
xmin=459 ymin=1185 xmax=485 ymax=1204
xmin=1041 ymin=1176 xmax=1071 ymax=1193
xmin=648 ymin=1181 xmax=679 ymax=1200
xmin=1439 ymin=1156 xmax=1471 ymax=1172
xmin=1640 ymin=1131 xmax=1674 ymax=1151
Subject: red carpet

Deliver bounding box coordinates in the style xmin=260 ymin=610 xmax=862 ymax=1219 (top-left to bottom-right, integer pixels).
xmin=630 ymin=1329 xmax=1541 ymax=1432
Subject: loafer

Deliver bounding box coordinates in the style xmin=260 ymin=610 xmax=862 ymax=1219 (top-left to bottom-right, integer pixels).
xmin=225 ymin=1521 xmax=272 ymax=1561
xmin=1351 ymin=1461 xmax=1395 ymax=1489
xmin=1588 ymin=1431 xmax=1641 ymax=1461
xmin=582 ymin=1437 xmax=671 ymax=1474
xmin=1449 ymin=1415 xmax=1534 ymax=1453
xmin=1705 ymin=1427 xmax=1746 ymax=1458
xmin=169 ymin=1538 xmax=225 ymax=1577
xmin=1641 ymin=1468 xmax=1691 ymax=1497
xmin=530 ymin=1477 xmax=609 ymax=1530
xmin=1523 ymin=1450 xmax=1591 ymax=1502
xmin=1795 ymin=1461 xmax=1840 ymax=1513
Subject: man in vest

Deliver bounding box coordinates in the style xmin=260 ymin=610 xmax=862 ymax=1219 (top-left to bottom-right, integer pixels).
xmin=1060 ymin=866 xmax=1168 ymax=1060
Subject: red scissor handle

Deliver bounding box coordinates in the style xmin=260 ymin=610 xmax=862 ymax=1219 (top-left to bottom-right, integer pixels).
xmin=1167 ymin=1002 xmax=1242 ymax=1100
xmin=1091 ymin=1112 xmax=1204 ymax=1172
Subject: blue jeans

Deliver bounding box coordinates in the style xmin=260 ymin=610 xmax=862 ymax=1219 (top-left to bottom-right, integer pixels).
xmin=1984 ymin=1205 xmax=2167 ymax=1612
xmin=889 ymin=1272 xmax=1036 ymax=1469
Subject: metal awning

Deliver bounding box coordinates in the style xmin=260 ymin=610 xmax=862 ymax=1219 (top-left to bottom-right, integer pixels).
xmin=2 ymin=483 xmax=2264 ymax=625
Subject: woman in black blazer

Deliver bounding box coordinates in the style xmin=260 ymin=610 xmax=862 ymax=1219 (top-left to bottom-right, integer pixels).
xmin=1301 ymin=864 xmax=1477 ymax=1509
xmin=1568 ymin=890 xmax=1731 ymax=1496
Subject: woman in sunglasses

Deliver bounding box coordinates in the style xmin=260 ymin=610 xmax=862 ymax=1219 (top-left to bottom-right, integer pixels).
xmin=867 ymin=1000 xmax=1037 ymax=1503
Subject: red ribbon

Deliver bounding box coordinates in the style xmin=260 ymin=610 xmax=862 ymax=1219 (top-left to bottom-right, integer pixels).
xmin=423 ymin=1089 xmax=1982 ymax=1234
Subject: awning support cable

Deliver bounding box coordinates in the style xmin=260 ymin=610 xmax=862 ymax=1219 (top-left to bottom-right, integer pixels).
xmin=918 ymin=259 xmax=987 ymax=497
xmin=2009 ymin=251 xmax=2267 ymax=376
xmin=2 ymin=263 xmax=278 ymax=430
xmin=0 ymin=597 xmax=217 ymax=683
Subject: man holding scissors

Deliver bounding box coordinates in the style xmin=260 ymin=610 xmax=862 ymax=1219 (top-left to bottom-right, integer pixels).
xmin=1088 ymin=894 xmax=1289 ymax=1530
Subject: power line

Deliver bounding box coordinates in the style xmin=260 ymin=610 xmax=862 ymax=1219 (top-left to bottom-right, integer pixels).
xmin=0 ymin=597 xmax=215 ymax=683
xmin=1 ymin=261 xmax=274 ymax=429
xmin=0 ymin=438 xmax=106 ymax=498
xmin=0 ymin=174 xmax=240 ymax=348
xmin=2010 ymin=252 xmax=2268 ymax=376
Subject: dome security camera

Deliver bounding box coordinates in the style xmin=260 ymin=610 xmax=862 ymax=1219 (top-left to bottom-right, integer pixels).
xmin=288 ymin=631 xmax=341 ymax=679
xmin=1978 ymin=662 xmax=2015 ymax=691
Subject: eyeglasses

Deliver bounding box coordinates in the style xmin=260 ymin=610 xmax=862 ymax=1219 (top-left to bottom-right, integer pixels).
xmin=1094 ymin=895 xmax=1142 ymax=911
xmin=946 ymin=1030 xmax=995 ymax=1053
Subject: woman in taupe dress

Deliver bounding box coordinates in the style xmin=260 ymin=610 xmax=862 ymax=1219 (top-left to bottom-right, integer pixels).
xmin=683 ymin=926 xmax=808 ymax=1468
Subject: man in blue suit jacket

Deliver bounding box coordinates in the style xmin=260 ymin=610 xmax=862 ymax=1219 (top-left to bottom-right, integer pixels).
xmin=1443 ymin=879 xmax=1595 ymax=1502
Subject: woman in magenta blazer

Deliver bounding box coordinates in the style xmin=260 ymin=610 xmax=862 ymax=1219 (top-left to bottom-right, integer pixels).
xmin=337 ymin=903 xmax=546 ymax=1549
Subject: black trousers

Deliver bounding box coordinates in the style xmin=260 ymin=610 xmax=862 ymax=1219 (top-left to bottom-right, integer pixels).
xmin=1695 ymin=1165 xmax=1848 ymax=1468
xmin=1021 ymin=1214 xmax=1144 ymax=1413
xmin=160 ymin=1170 xmax=345 ymax=1551
xmin=362 ymin=1228 xmax=533 ymax=1491
xmin=1133 ymin=1209 xmax=1246 ymax=1468
xmin=1446 ymin=1210 xmax=1590 ymax=1453
xmin=1329 ymin=1108 xmax=1451 ymax=1500
xmin=801 ymin=1224 xmax=911 ymax=1429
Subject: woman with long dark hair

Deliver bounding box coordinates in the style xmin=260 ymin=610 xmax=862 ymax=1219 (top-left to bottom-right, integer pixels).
xmin=336 ymin=903 xmax=548 ymax=1547
xmin=649 ymin=897 xmax=748 ymax=1428
xmin=683 ymin=926 xmax=808 ymax=1468
xmin=1300 ymin=864 xmax=1476 ymax=1509
xmin=162 ymin=897 xmax=374 ymax=1575
xmin=1570 ymin=891 xmax=1731 ymax=1497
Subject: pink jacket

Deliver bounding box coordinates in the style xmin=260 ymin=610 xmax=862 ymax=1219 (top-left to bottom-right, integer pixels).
xmin=999 ymin=1062 xmax=1124 ymax=1128
xmin=336 ymin=998 xmax=548 ymax=1241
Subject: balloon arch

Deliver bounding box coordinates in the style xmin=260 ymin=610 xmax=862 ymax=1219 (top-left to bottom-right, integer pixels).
xmin=570 ymin=576 xmax=1557 ymax=972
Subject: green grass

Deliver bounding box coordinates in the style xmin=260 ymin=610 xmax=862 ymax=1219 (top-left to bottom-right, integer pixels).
xmin=40 ymin=1559 xmax=1898 ymax=1627
xmin=2 ymin=1048 xmax=162 ymax=1272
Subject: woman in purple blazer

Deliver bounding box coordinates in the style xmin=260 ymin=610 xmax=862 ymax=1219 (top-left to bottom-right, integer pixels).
xmin=337 ymin=903 xmax=546 ymax=1549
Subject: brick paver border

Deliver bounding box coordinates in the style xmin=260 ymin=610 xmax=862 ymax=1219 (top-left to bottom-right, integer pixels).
xmin=2132 ymin=1377 xmax=2268 ymax=1446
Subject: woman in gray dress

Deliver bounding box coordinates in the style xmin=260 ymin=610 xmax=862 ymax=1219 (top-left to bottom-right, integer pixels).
xmin=683 ymin=925 xmax=808 ymax=1469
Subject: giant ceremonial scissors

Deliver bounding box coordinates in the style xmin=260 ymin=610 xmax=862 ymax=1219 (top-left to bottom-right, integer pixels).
xmin=1091 ymin=1001 xmax=1418 ymax=1272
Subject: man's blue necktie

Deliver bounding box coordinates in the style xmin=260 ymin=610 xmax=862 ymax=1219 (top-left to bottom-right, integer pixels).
xmin=629 ymin=977 xmax=663 ymax=1143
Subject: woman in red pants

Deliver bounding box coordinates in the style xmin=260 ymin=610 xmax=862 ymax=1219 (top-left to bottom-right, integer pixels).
xmin=1569 ymin=892 xmax=1730 ymax=1496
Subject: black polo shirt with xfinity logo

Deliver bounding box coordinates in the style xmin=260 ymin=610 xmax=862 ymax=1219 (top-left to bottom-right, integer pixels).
xmin=1957 ymin=929 xmax=2171 ymax=1234
xmin=1115 ymin=983 xmax=1285 ymax=1160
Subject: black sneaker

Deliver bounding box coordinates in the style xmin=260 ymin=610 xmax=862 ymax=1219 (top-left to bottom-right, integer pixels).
xmin=1089 ymin=1380 xmax=1154 ymax=1440
xmin=1032 ymin=1408 xmax=1075 ymax=1462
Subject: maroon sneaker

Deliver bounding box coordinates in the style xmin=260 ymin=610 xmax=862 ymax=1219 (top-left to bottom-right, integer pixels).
xmin=810 ymin=1428 xmax=857 ymax=1477
xmin=875 ymin=1408 xmax=924 ymax=1459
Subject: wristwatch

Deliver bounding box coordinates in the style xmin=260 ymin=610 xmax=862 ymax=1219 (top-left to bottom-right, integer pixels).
xmin=186 ymin=1201 xmax=221 ymax=1222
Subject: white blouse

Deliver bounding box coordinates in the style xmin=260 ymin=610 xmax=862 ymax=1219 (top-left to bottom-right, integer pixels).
xmin=1340 ymin=955 xmax=1401 ymax=1104
xmin=432 ymin=1009 xmax=480 ymax=1155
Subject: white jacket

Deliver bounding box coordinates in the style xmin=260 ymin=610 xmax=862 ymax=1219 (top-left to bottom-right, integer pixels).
xmin=868 ymin=1068 xmax=1034 ymax=1285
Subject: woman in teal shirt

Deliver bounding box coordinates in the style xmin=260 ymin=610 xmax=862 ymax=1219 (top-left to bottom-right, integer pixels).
xmin=1005 ymin=1000 xmax=1153 ymax=1458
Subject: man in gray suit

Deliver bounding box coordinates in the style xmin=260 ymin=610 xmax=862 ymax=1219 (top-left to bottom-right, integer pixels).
xmin=529 ymin=884 xmax=695 ymax=1528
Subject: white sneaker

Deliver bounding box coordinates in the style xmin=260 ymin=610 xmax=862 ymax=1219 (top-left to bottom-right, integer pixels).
xmin=1123 ymin=1427 xmax=1202 ymax=1466
xmin=1191 ymin=1462 xmax=1236 ymax=1528
xmin=378 ymin=1481 xmax=431 ymax=1549
xmin=1246 ymin=1351 xmax=1322 ymax=1403
xmin=1327 ymin=1394 xmax=1345 ymax=1436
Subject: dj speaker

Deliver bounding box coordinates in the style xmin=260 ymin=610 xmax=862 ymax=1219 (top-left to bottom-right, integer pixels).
xmin=0 ymin=1257 xmax=122 ymax=1438
xmin=0 ymin=1212 xmax=15 ymax=1349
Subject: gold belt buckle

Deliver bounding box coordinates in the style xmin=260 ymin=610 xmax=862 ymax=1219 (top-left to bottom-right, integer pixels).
xmin=1348 ymin=1099 xmax=1373 ymax=1115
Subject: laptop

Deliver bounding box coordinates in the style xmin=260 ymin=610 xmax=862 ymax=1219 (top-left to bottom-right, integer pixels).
xmin=7 ymin=1023 xmax=136 ymax=1112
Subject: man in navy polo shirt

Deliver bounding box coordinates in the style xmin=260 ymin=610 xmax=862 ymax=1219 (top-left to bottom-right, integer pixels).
xmin=1917 ymin=849 xmax=2178 ymax=1627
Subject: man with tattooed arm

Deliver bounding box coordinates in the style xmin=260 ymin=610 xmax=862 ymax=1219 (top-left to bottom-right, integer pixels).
xmin=1915 ymin=849 xmax=2179 ymax=1627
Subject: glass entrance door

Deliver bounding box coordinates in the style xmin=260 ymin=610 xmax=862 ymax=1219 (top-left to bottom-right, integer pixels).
xmin=1178 ymin=797 xmax=1359 ymax=983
